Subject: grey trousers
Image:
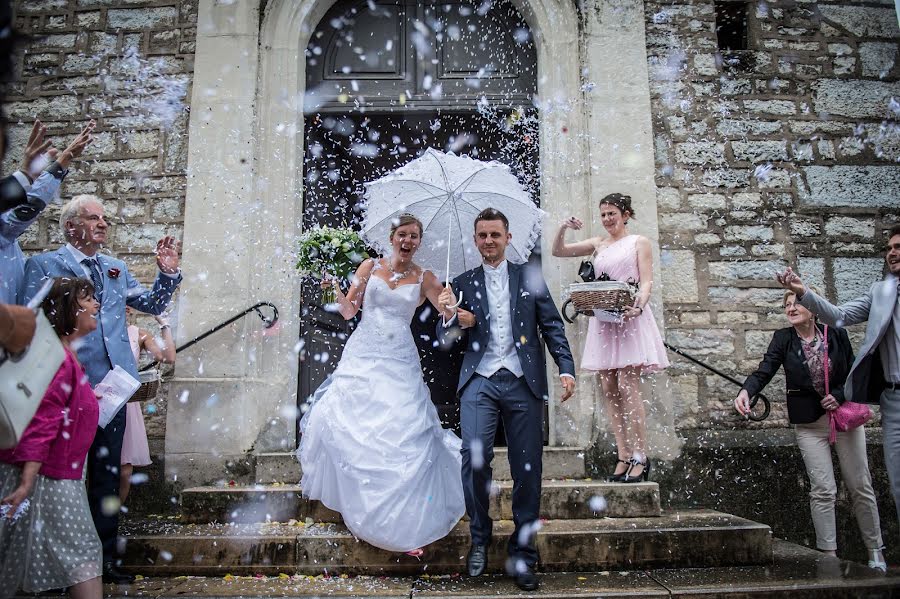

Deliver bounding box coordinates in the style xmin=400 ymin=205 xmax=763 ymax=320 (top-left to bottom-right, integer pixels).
xmin=880 ymin=388 xmax=900 ymax=531
xmin=795 ymin=414 xmax=883 ymax=551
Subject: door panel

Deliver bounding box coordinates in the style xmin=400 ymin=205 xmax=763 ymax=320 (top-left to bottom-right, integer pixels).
xmin=299 ymin=111 xmax=541 ymax=441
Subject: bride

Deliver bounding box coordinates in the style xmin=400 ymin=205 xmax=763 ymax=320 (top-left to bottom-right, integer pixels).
xmin=296 ymin=214 xmax=465 ymax=553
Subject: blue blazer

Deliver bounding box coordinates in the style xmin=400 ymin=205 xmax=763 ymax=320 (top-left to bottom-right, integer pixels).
xmin=20 ymin=247 xmax=181 ymax=386
xmin=439 ymin=262 xmax=575 ymax=401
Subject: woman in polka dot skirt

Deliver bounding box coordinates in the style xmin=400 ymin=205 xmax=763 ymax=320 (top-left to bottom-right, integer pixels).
xmin=0 ymin=278 xmax=103 ymax=599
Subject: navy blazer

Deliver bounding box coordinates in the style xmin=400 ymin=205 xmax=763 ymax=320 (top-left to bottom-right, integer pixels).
xmin=20 ymin=247 xmax=181 ymax=386
xmin=741 ymin=325 xmax=854 ymax=424
xmin=438 ymin=262 xmax=575 ymax=401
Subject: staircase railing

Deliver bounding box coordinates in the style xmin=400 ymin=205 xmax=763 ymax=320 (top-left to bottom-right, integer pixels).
xmin=140 ymin=302 xmax=279 ymax=372
xmin=664 ymin=342 xmax=771 ymax=421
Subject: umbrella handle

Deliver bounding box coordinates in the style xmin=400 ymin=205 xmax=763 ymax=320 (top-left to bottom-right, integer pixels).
xmin=447 ymin=290 xmax=463 ymax=309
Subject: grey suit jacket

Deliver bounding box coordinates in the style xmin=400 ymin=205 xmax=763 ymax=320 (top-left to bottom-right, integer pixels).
xmin=799 ymin=274 xmax=899 ymax=404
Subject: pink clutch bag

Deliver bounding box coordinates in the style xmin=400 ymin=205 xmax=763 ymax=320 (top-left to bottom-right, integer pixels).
xmin=823 ymin=325 xmax=872 ymax=444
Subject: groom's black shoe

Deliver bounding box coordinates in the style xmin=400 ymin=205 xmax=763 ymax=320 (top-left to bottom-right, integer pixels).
xmin=513 ymin=566 xmax=540 ymax=591
xmin=466 ymin=544 xmax=488 ymax=577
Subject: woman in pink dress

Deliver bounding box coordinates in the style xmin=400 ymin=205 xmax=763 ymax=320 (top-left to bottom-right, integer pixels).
xmin=119 ymin=308 xmax=174 ymax=503
xmin=552 ymin=193 xmax=668 ymax=482
xmin=0 ymin=277 xmax=102 ymax=598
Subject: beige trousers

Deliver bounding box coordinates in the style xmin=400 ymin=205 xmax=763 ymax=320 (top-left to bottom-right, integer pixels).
xmin=794 ymin=414 xmax=883 ymax=551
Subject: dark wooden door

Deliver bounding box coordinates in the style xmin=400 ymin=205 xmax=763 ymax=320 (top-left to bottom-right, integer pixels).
xmin=299 ymin=0 xmax=542 ymax=441
xmin=299 ymin=111 xmax=539 ymax=435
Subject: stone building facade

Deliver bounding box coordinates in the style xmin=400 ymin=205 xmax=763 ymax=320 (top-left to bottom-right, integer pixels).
xmin=4 ymin=0 xmax=898 ymax=485
xmin=647 ymin=0 xmax=899 ymax=429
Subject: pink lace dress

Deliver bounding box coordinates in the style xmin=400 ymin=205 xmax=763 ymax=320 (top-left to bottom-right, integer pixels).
xmin=581 ymin=235 xmax=670 ymax=373
xmin=120 ymin=325 xmax=151 ymax=466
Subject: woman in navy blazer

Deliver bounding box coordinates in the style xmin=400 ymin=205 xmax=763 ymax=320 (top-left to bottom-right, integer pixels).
xmin=734 ymin=290 xmax=885 ymax=570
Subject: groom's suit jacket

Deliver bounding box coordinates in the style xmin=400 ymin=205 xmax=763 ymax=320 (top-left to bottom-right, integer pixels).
xmin=799 ymin=274 xmax=899 ymax=404
xmin=20 ymin=246 xmax=181 ymax=386
xmin=440 ymin=261 xmax=575 ymax=401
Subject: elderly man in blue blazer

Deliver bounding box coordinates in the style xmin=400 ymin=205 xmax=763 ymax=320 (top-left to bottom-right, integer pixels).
xmin=778 ymin=223 xmax=900 ymax=535
xmin=438 ymin=208 xmax=575 ymax=592
xmin=20 ymin=194 xmax=182 ymax=583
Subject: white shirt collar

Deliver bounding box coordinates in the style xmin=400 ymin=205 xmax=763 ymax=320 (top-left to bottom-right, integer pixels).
xmin=483 ymin=260 xmax=508 ymax=277
xmin=65 ymin=243 xmax=93 ymax=263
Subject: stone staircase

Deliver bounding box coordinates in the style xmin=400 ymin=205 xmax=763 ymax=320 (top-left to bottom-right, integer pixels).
xmin=120 ymin=448 xmax=777 ymax=576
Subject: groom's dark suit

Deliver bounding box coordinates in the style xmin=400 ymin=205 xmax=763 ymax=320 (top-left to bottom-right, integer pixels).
xmin=439 ymin=260 xmax=574 ymax=569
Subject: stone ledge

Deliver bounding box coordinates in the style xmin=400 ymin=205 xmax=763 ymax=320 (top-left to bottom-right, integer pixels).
xmin=179 ymin=480 xmax=662 ymax=524
xmin=120 ymin=510 xmax=773 ymax=575
xmin=255 ymin=447 xmax=587 ymax=484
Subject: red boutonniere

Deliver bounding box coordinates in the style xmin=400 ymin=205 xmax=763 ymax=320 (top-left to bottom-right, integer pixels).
xmin=107 ymin=268 xmax=121 ymax=279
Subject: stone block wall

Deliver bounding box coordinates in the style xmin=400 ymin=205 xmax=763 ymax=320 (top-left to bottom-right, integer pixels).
xmin=646 ymin=0 xmax=899 ymax=429
xmin=4 ymin=0 xmax=198 ymax=440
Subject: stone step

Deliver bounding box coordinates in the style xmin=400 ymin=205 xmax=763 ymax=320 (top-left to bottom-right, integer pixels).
xmin=75 ymin=540 xmax=900 ymax=599
xmin=120 ymin=509 xmax=772 ymax=576
xmin=255 ymin=446 xmax=586 ymax=484
xmin=180 ymin=480 xmax=661 ymax=524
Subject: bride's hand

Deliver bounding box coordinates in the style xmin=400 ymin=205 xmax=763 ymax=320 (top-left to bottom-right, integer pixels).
xmin=320 ymin=273 xmax=337 ymax=290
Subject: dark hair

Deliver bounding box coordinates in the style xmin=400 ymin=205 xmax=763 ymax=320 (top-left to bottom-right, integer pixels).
xmin=41 ymin=277 xmax=95 ymax=338
xmin=599 ymin=193 xmax=635 ymax=219
xmin=887 ymin=224 xmax=900 ymax=242
xmin=389 ymin=213 xmax=423 ymax=238
xmin=473 ymin=208 xmax=509 ymax=232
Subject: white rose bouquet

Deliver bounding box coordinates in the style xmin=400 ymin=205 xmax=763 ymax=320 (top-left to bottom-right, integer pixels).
xmin=296 ymin=226 xmax=370 ymax=303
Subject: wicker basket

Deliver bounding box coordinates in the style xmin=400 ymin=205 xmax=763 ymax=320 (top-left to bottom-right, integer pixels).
xmin=567 ymin=281 xmax=636 ymax=313
xmin=129 ymin=369 xmax=160 ymax=403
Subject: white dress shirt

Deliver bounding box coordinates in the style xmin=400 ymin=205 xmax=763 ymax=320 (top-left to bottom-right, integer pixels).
xmin=66 ymin=242 xmax=97 ymax=278
xmin=881 ymin=283 xmax=900 ymax=384
xmin=475 ymin=260 xmax=524 ymax=379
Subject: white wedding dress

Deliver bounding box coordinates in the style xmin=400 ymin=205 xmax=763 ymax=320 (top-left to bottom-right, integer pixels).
xmin=296 ymin=270 xmax=465 ymax=552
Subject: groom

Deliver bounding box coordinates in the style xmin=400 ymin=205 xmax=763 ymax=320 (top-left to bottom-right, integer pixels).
xmin=438 ymin=208 xmax=575 ymax=591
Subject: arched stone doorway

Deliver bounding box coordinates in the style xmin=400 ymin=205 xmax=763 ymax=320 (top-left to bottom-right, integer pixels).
xmin=167 ymin=0 xmax=662 ymax=486
xmin=298 ymin=0 xmax=541 ymax=437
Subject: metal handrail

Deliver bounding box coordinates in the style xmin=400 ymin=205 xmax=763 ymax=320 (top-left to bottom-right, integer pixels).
xmin=664 ymin=342 xmax=771 ymax=421
xmin=139 ymin=302 xmax=279 ymax=372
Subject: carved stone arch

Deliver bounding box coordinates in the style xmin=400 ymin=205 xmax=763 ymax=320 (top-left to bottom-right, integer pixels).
xmin=169 ymin=0 xmax=667 ymax=485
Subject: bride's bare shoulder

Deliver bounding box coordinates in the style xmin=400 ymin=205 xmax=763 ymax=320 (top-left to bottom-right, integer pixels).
xmin=354 ymin=258 xmax=378 ymax=280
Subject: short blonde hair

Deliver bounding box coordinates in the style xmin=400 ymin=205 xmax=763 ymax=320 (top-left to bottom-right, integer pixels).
xmin=59 ymin=195 xmax=104 ymax=240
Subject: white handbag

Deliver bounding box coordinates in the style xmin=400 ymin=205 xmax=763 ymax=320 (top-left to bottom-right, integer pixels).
xmin=0 ymin=309 xmax=66 ymax=449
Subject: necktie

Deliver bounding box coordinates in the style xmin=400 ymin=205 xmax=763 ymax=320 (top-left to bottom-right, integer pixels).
xmin=82 ymin=258 xmax=103 ymax=301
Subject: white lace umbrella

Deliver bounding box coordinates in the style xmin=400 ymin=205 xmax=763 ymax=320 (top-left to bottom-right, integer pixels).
xmin=361 ymin=148 xmax=544 ymax=283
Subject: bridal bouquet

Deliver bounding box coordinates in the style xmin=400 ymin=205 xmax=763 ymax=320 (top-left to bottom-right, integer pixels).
xmin=296 ymin=226 xmax=369 ymax=303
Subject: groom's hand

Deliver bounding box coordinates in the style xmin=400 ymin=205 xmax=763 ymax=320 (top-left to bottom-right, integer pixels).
xmin=560 ymin=376 xmax=575 ymax=401
xmin=457 ymin=308 xmax=475 ymax=329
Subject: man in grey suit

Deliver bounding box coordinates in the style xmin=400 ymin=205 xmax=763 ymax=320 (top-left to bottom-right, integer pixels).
xmin=778 ymin=223 xmax=900 ymax=527
xmin=20 ymin=195 xmax=182 ymax=583
xmin=439 ymin=208 xmax=575 ymax=592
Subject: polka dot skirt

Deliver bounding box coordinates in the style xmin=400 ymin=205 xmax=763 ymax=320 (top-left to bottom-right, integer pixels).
xmin=0 ymin=462 xmax=102 ymax=593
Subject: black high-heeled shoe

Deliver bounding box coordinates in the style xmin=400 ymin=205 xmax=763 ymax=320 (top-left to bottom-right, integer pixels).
xmin=607 ymin=459 xmax=631 ymax=482
xmin=623 ymin=457 xmax=650 ymax=483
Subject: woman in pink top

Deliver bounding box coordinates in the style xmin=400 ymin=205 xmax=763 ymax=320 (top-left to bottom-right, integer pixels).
xmin=120 ymin=307 xmax=174 ymax=503
xmin=0 ymin=277 xmax=103 ymax=599
xmin=552 ymin=193 xmax=669 ymax=483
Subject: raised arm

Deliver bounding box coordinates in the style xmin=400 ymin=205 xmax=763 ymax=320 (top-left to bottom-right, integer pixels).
xmin=551 ymin=217 xmax=598 ymax=258
xmin=776 ymin=266 xmax=872 ymax=327
xmin=330 ymin=258 xmax=375 ymax=320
